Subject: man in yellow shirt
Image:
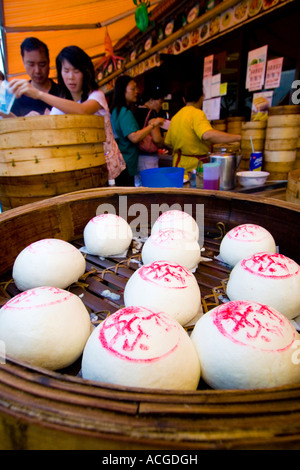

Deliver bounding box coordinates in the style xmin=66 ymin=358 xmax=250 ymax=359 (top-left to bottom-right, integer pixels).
xmin=165 ymin=81 xmax=241 ymax=175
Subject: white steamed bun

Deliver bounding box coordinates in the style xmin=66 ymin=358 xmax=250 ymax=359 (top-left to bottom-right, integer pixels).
xmin=226 ymin=252 xmax=300 ymax=320
xmin=191 ymin=300 xmax=300 ymax=389
xmin=13 ymin=238 xmax=86 ymax=291
xmin=124 ymin=260 xmax=201 ymax=325
xmin=219 ymin=224 xmax=276 ymax=266
xmin=0 ymin=286 xmax=91 ymax=370
xmin=83 ymin=213 xmax=132 ymax=256
xmin=82 ymin=306 xmax=200 ymax=390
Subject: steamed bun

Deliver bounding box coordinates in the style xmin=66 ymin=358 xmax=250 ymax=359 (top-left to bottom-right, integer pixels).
xmin=0 ymin=286 xmax=91 ymax=370
xmin=191 ymin=300 xmax=300 ymax=389
xmin=219 ymin=224 xmax=276 ymax=267
xmin=151 ymin=210 xmax=199 ymax=240
xmin=83 ymin=213 xmax=132 ymax=256
xmin=82 ymin=306 xmax=200 ymax=390
xmin=226 ymin=252 xmax=300 ymax=320
xmin=124 ymin=260 xmax=201 ymax=325
xmin=142 ymin=229 xmax=201 ymax=271
xmin=13 ymin=238 xmax=86 ymax=291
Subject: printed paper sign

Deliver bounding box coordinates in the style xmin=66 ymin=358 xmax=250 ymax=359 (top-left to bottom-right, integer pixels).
xmin=220 ymin=83 xmax=228 ymax=96
xmin=203 ymin=76 xmax=212 ymax=99
xmin=246 ymin=45 xmax=268 ymax=90
xmin=265 ymin=57 xmax=283 ymax=89
xmin=203 ymin=97 xmax=221 ymax=121
xmin=251 ymin=91 xmax=273 ymax=119
xmin=211 ymin=73 xmax=221 ymax=97
xmin=203 ymin=54 xmax=214 ymax=78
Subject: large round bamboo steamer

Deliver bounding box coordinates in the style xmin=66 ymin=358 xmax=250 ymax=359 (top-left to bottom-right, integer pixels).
xmin=242 ymin=121 xmax=267 ymax=129
xmin=1 ymin=127 xmax=105 ymax=149
xmin=0 ymin=166 xmax=108 ymax=211
xmin=0 ymin=113 xmax=105 ymax=133
xmin=286 ymin=169 xmax=300 ymax=205
xmin=0 ymin=143 xmax=105 ymax=177
xmin=268 ymin=105 xmax=300 ymax=116
xmin=0 ymin=114 xmax=108 ymax=210
xmin=241 ymin=139 xmax=265 ymax=152
xmin=264 ymin=150 xmax=297 ymax=180
xmin=263 ymin=106 xmax=300 ymax=179
xmin=266 ymin=127 xmax=299 ymax=140
xmin=294 ymin=137 xmax=300 ymax=169
xmin=212 ymin=119 xmax=226 ymax=131
xmin=268 ymin=114 xmax=300 ymax=127
xmin=0 ymin=188 xmax=299 ymax=450
xmin=226 ymin=116 xmax=245 ymax=134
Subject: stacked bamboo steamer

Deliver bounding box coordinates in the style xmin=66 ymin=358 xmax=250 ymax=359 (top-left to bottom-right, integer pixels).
xmin=263 ymin=105 xmax=300 ymax=180
xmin=212 ymin=119 xmax=226 ymax=131
xmin=0 ymin=114 xmax=106 ymax=177
xmin=294 ymin=136 xmax=300 ymax=169
xmin=0 ymin=114 xmax=107 ymax=211
xmin=240 ymin=120 xmax=267 ymax=170
xmin=226 ymin=116 xmax=245 ymax=135
xmin=286 ymin=169 xmax=300 ymax=205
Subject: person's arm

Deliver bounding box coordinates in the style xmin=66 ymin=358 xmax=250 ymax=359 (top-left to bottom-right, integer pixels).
xmin=127 ymin=117 xmax=164 ymax=144
xmin=0 ymin=111 xmax=16 ymax=118
xmin=151 ymin=125 xmax=166 ymax=147
xmin=9 ymin=79 xmax=103 ymax=115
xmin=202 ymin=129 xmax=241 ymax=144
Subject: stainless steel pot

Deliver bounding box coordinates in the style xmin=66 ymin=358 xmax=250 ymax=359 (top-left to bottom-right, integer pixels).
xmin=209 ymin=144 xmax=242 ymax=190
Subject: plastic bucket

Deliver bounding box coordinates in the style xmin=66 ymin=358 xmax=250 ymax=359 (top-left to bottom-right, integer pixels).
xmin=140 ymin=167 xmax=184 ymax=188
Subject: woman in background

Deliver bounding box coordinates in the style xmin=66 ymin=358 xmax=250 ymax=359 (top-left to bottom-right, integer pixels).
xmin=134 ymin=85 xmax=169 ymax=186
xmin=110 ymin=75 xmax=164 ymax=186
xmin=8 ymin=45 xmax=125 ymax=181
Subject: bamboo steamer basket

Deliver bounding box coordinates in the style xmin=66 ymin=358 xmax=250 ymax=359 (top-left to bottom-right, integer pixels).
xmin=0 ymin=114 xmax=108 ymax=210
xmin=264 ymin=106 xmax=300 ymax=180
xmin=286 ymin=169 xmax=300 ymax=205
xmin=0 ymin=187 xmax=299 ymax=450
xmin=212 ymin=119 xmax=226 ymax=131
xmin=226 ymin=116 xmax=245 ymax=135
xmin=240 ymin=121 xmax=266 ymax=170
xmin=294 ymin=137 xmax=300 ymax=170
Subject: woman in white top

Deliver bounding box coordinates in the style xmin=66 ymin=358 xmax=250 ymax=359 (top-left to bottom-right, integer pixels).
xmin=9 ymin=45 xmax=125 ymax=180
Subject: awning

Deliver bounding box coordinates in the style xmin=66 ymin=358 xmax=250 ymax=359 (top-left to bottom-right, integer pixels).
xmin=0 ymin=0 xmax=164 ymax=80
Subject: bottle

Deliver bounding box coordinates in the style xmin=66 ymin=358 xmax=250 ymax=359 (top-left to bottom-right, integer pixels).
xmin=196 ymin=161 xmax=203 ymax=189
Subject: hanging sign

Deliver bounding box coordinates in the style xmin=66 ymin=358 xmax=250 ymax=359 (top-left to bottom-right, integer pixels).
xmin=203 ymin=97 xmax=221 ymax=121
xmin=210 ymin=73 xmax=221 ymax=97
xmin=264 ymin=57 xmax=283 ymax=89
xmin=203 ymin=54 xmax=214 ymax=78
xmin=246 ymin=45 xmax=268 ymax=91
xmin=251 ymin=90 xmax=273 ymax=119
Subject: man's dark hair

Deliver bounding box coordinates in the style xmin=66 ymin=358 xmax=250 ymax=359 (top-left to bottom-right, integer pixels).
xmin=183 ymin=81 xmax=203 ymax=103
xmin=20 ymin=37 xmax=50 ymax=61
xmin=141 ymin=84 xmax=165 ymax=104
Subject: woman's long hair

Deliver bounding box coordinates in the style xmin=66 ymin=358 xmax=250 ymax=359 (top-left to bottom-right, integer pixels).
xmin=56 ymin=46 xmax=98 ymax=102
xmin=109 ymin=74 xmax=132 ymax=115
